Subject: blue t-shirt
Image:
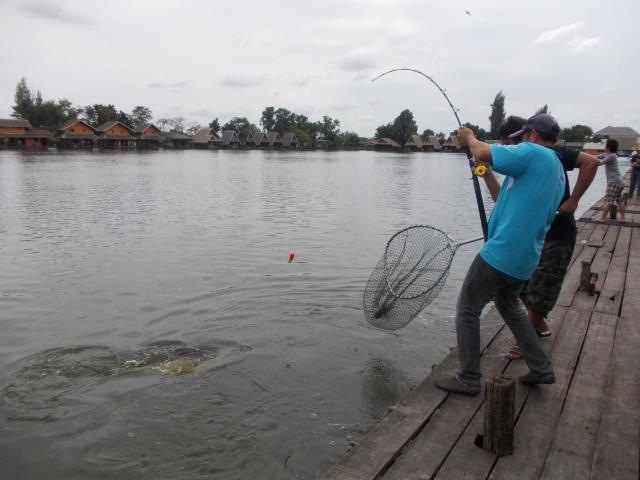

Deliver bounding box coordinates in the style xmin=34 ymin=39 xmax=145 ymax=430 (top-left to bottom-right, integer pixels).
xmin=480 ymin=142 xmax=565 ymax=280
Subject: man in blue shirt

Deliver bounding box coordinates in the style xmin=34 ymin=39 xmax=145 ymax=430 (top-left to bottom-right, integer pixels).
xmin=435 ymin=114 xmax=566 ymax=395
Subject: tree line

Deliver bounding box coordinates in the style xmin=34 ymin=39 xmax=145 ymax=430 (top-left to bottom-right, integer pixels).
xmin=9 ymin=78 xmax=598 ymax=147
xmin=8 ymin=77 xmax=363 ymax=148
xmin=374 ymin=91 xmax=597 ymax=146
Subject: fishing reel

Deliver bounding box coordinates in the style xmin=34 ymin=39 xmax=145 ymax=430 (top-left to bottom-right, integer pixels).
xmin=473 ymin=162 xmax=488 ymax=177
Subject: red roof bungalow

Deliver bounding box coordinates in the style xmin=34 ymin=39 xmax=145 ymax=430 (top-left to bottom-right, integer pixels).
xmin=134 ymin=123 xmax=163 ymax=149
xmin=95 ymin=120 xmax=136 ymax=148
xmin=0 ymin=119 xmax=53 ymax=148
xmin=56 ymin=119 xmax=98 ymax=148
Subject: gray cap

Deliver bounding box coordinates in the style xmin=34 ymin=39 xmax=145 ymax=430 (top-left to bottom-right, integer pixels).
xmin=509 ymin=113 xmax=560 ymax=138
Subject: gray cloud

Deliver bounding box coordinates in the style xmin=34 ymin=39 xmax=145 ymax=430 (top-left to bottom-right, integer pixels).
xmin=338 ymin=51 xmax=376 ymax=72
xmin=20 ymin=1 xmax=94 ymax=24
xmin=148 ymin=80 xmax=192 ymax=92
xmin=219 ymin=75 xmax=266 ymax=88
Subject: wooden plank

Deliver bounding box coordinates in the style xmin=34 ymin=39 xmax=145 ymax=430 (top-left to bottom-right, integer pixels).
xmin=588 ymin=225 xmax=620 ymax=294
xmin=589 ymin=315 xmax=640 ymax=479
xmin=620 ymin=227 xmax=640 ymax=319
xmin=322 ymin=310 xmax=505 ymax=480
xmin=381 ymin=314 xmax=519 ymax=480
xmin=431 ymin=307 xmax=570 ymax=480
xmin=594 ymin=225 xmax=631 ymax=315
xmin=537 ymin=312 xmax=618 ymax=480
xmin=483 ymin=293 xmax=598 ymax=480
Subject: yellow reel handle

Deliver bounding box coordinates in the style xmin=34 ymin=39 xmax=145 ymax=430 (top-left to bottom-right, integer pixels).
xmin=473 ymin=163 xmax=488 ymax=177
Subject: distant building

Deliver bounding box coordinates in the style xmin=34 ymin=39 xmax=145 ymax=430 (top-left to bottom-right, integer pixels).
xmin=442 ymin=135 xmax=462 ymax=152
xmin=163 ymin=131 xmax=193 ymax=149
xmin=219 ymin=130 xmax=241 ymax=149
xmin=0 ymin=119 xmax=53 ymax=148
xmin=245 ymin=131 xmax=269 ymax=149
xmin=192 ymin=128 xmax=221 ymax=149
xmin=582 ymin=141 xmax=606 ymax=156
xmin=135 ymin=123 xmax=163 ymax=149
xmin=280 ymin=132 xmax=299 ymax=149
xmin=56 ymin=119 xmax=98 ymax=148
xmin=404 ymin=134 xmax=424 ymax=151
xmin=95 ymin=121 xmax=136 ymax=148
xmin=372 ymin=137 xmax=402 ymax=151
xmin=266 ymin=132 xmax=282 ymax=148
xmin=594 ymin=126 xmax=640 ymax=155
xmin=423 ymin=135 xmax=442 ymax=152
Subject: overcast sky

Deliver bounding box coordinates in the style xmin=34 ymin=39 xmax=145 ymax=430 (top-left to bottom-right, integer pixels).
xmin=1 ymin=0 xmax=638 ymax=136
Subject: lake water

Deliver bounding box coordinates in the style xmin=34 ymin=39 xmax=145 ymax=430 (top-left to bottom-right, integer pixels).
xmin=0 ymin=149 xmax=607 ymax=479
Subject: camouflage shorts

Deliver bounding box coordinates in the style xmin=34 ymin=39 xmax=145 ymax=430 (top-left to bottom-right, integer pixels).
xmin=524 ymin=235 xmax=576 ymax=317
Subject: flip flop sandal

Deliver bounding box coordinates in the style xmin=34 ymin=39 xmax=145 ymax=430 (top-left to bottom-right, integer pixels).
xmin=506 ymin=346 xmax=522 ymax=360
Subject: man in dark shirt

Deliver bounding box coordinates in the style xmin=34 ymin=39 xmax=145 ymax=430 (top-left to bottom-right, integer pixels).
xmin=481 ymin=116 xmax=599 ymax=360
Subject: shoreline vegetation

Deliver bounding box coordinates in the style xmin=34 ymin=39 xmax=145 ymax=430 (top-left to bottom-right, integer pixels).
xmin=1 ymin=78 xmax=638 ymax=154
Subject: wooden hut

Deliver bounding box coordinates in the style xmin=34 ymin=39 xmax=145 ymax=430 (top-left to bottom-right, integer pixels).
xmin=442 ymin=135 xmax=462 ymax=152
xmin=192 ymin=128 xmax=221 ymax=149
xmin=423 ymin=135 xmax=442 ymax=152
xmin=95 ymin=121 xmax=136 ymax=148
xmin=219 ymin=130 xmax=241 ymax=149
xmin=404 ymin=134 xmax=424 ymax=151
xmin=163 ymin=131 xmax=193 ymax=149
xmin=0 ymin=119 xmax=53 ymax=148
xmin=373 ymin=138 xmax=402 ymax=151
xmin=594 ymin=126 xmax=639 ymax=155
xmin=245 ymin=131 xmax=270 ymax=149
xmin=280 ymin=132 xmax=299 ymax=149
xmin=56 ymin=119 xmax=98 ymax=148
xmin=134 ymin=123 xmax=163 ymax=149
xmin=266 ymin=131 xmax=282 ymax=148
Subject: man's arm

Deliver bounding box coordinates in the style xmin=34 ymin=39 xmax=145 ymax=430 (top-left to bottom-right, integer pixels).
xmin=559 ymin=152 xmax=599 ymax=214
xmin=457 ymin=126 xmax=491 ymax=164
xmin=482 ymin=170 xmax=501 ymax=201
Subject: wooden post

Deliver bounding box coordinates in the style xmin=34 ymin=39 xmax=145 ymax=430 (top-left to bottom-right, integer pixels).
xmin=579 ymin=261 xmax=598 ymax=295
xmin=609 ymin=204 xmax=617 ymax=220
xmin=483 ymin=374 xmax=515 ymax=456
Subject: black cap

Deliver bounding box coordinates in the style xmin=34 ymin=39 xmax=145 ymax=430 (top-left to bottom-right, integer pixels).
xmin=509 ymin=113 xmax=560 ymax=138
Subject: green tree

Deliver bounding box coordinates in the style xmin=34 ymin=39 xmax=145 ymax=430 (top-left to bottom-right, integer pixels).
xmin=463 ymin=122 xmax=488 ymax=141
xmin=131 ymin=106 xmax=152 ymax=127
xmin=186 ymin=122 xmax=202 ymax=136
xmin=260 ymin=106 xmax=276 ymax=132
xmin=221 ymin=117 xmax=258 ymax=139
xmin=12 ymin=77 xmax=34 ymax=120
xmin=168 ymin=116 xmax=185 ymax=133
xmin=117 ymin=110 xmax=133 ymax=127
xmin=336 ymin=131 xmax=361 ymax=149
xmin=316 ymin=115 xmax=340 ymax=143
xmin=536 ymin=104 xmax=549 ymax=115
xmin=209 ymin=118 xmax=221 ymax=134
xmin=274 ymin=108 xmax=294 ymax=134
xmin=559 ymin=124 xmax=593 ymax=142
xmin=421 ymin=128 xmax=435 ymax=139
xmin=391 ymin=109 xmax=418 ymax=146
xmin=84 ymin=104 xmax=118 ymax=126
xmin=489 ymin=90 xmax=506 ymax=139
xmin=375 ymin=122 xmax=394 ymax=140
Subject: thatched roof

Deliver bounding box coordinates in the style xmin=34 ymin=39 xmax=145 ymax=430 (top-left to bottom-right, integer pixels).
xmin=266 ymin=132 xmax=281 ymax=145
xmin=280 ymin=132 xmax=298 ymax=147
xmin=192 ymin=128 xmax=221 ymax=144
xmin=58 ymin=119 xmax=96 ymax=132
xmin=378 ymin=138 xmax=402 ymax=148
xmin=423 ymin=135 xmax=442 ymax=150
xmin=443 ymin=136 xmax=462 ymax=149
xmin=0 ymin=118 xmax=32 ymax=128
xmin=220 ymin=130 xmax=240 ymax=146
xmin=165 ymin=132 xmax=193 ymax=141
xmin=405 ymin=134 xmax=424 ymax=148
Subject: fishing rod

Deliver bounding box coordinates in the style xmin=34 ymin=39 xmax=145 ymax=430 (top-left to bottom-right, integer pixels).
xmin=371 ymin=68 xmax=488 ymax=241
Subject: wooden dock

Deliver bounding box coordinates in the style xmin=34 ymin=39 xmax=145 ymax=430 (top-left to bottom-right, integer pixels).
xmin=323 ymin=194 xmax=640 ymax=480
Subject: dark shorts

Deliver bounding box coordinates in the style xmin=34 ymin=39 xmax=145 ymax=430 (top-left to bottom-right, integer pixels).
xmin=525 ymin=235 xmax=576 ymax=317
xmin=605 ymin=182 xmax=624 ymax=204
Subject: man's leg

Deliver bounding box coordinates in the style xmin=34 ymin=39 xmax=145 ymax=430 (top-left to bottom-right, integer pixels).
xmin=435 ymin=255 xmax=498 ymax=394
xmin=495 ymin=282 xmax=554 ymax=380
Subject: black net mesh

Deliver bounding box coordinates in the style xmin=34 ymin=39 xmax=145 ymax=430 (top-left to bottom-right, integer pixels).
xmin=363 ymin=226 xmax=455 ymax=330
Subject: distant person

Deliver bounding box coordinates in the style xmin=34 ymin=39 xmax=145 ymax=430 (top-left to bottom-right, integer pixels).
xmin=628 ymin=148 xmax=640 ymax=198
xmin=434 ymin=114 xmax=565 ymax=395
xmin=597 ymin=139 xmax=625 ymax=221
xmin=482 ymin=116 xmax=599 ymax=360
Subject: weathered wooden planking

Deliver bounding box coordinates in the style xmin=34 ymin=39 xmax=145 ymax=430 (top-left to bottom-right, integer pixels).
xmin=431 ymin=306 xmax=570 ymax=480
xmin=594 ymin=226 xmax=631 ymax=315
xmin=620 ymin=227 xmax=640 ymax=319
xmin=381 ymin=313 xmax=520 ymax=480
xmin=322 ymin=310 xmax=504 ymax=480
xmin=538 ymin=312 xmax=618 ymax=480
xmin=484 ymin=294 xmax=600 ymax=479
xmin=588 ymin=225 xmax=620 ymax=293
xmin=556 ymin=223 xmax=607 ymax=307
xmin=589 ymin=315 xmax=640 ymax=479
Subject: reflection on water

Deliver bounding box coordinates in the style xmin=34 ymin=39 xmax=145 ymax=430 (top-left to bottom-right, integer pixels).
xmin=0 ymin=149 xmax=608 ymax=479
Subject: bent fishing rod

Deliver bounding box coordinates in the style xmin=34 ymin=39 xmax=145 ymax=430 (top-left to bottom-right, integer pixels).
xmin=372 ymin=68 xmax=488 ymax=241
